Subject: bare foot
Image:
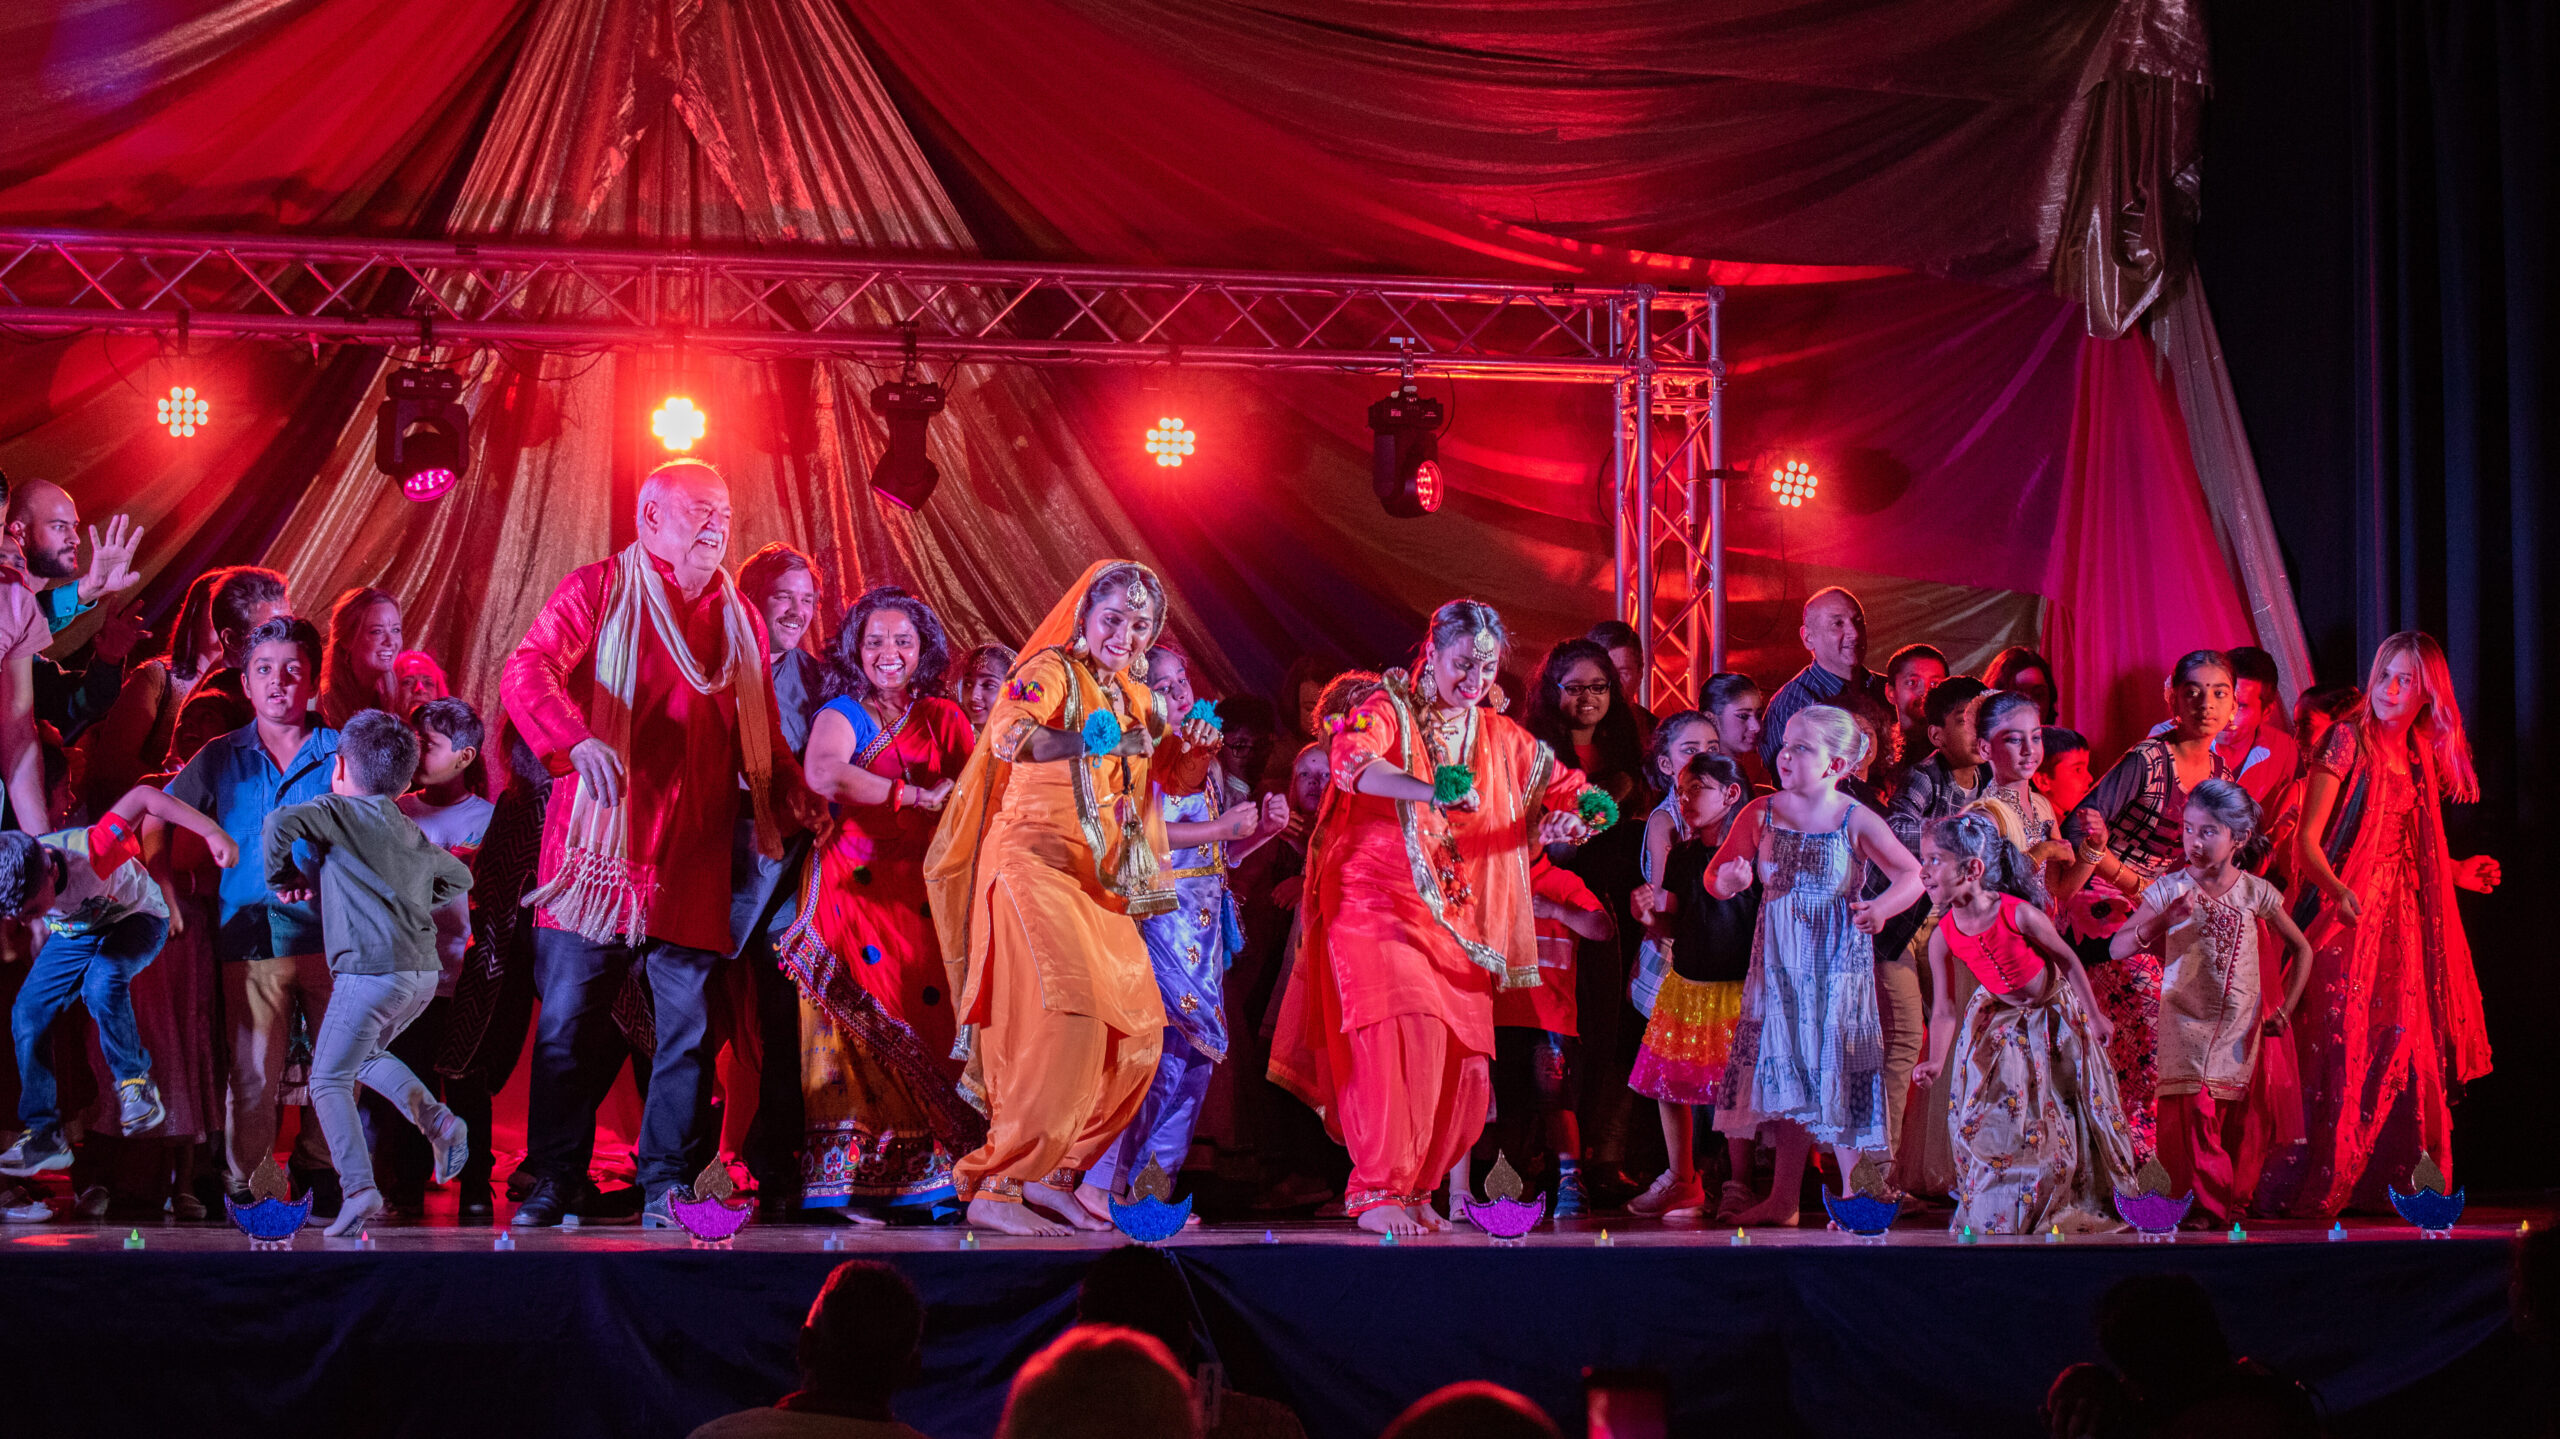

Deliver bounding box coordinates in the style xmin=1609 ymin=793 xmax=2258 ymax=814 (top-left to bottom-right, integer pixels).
xmin=1025 ymin=1180 xmax=1112 ymax=1232
xmin=1357 ymin=1205 xmax=1423 ymax=1237
xmin=1072 ymin=1182 xmax=1118 ymax=1226
xmin=967 ymin=1195 xmax=1072 ymax=1236
xmin=324 ymin=1188 xmax=384 ymax=1239
xmin=1411 ymin=1201 xmax=1451 ymax=1232
xmin=1732 ymin=1195 xmax=1801 ymax=1228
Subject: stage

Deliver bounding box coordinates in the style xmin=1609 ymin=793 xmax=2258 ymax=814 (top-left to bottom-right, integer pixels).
xmin=3 ymin=1209 xmax=2545 ymax=1439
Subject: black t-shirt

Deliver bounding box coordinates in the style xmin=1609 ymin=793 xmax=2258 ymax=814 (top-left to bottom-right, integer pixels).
xmin=1663 ymin=836 xmax=1758 ymax=983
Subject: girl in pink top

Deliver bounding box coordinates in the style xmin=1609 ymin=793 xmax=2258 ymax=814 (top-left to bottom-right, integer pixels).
xmin=1913 ymin=807 xmax=2135 ymax=1234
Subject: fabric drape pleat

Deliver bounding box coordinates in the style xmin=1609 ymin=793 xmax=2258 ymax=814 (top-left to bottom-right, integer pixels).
xmin=259 ymin=0 xmax=1207 ymax=718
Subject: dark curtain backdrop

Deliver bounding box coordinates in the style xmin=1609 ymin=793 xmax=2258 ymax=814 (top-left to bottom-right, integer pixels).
xmin=2198 ymin=0 xmax=2555 ymax=1188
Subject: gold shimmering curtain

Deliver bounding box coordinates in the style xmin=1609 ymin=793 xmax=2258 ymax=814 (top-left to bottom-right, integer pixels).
xmin=261 ymin=0 xmax=1204 ymax=721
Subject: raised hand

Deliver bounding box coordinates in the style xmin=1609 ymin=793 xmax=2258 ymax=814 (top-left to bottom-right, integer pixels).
xmin=77 ymin=514 xmax=146 ymax=604
xmin=1255 ymin=792 xmax=1292 ymax=838
xmin=2072 ymin=808 xmax=2108 ymax=860
xmin=1215 ymin=801 xmax=1262 ymax=842
xmin=1113 ymin=723 xmax=1157 ymax=758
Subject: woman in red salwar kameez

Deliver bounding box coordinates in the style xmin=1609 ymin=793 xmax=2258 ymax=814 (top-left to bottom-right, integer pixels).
xmin=1270 ymin=601 xmax=1604 ymax=1236
xmin=2269 ymin=632 xmax=2500 ymax=1217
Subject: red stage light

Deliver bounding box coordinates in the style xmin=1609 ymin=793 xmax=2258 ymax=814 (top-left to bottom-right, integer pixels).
xmin=653 ymin=397 xmax=706 ymax=451
xmin=1413 ymin=459 xmax=1444 ymax=513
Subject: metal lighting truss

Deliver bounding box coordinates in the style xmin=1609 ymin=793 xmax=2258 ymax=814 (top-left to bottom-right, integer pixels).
xmin=0 ymin=227 xmax=1723 ymax=680
xmin=1610 ymin=290 xmax=1727 ymax=711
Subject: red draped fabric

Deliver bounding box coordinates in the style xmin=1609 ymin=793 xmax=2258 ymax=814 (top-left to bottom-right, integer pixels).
xmin=0 ymin=0 xmax=2251 ymax=766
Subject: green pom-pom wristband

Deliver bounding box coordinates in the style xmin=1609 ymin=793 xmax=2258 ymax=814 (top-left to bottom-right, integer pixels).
xmin=1577 ymin=787 xmax=1620 ymax=831
xmin=1081 ymin=709 xmax=1123 ymax=757
xmin=1432 ymin=764 xmax=1476 ymax=807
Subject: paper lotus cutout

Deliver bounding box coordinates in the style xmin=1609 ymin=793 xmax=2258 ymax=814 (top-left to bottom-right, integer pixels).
xmin=2387 ymin=1150 xmax=2465 ymax=1235
xmin=1821 ymin=1155 xmax=1902 ymax=1237
xmin=2113 ymin=1157 xmax=2195 ymax=1240
xmin=225 ymin=1157 xmax=311 ymax=1246
xmin=1109 ymin=1160 xmax=1193 ymax=1244
xmin=1467 ymin=1153 xmax=1548 ymax=1241
xmin=667 ymin=1160 xmax=755 ymax=1244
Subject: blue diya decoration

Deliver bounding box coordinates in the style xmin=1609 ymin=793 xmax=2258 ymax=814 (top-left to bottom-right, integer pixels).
xmin=1820 ymin=1156 xmax=1903 ymax=1242
xmin=667 ymin=1160 xmax=755 ymax=1247
xmin=1109 ymin=1159 xmax=1193 ymax=1244
xmin=2113 ymin=1157 xmax=2195 ymax=1242
xmin=224 ymin=1158 xmax=311 ymax=1249
xmin=2387 ymin=1151 xmax=2465 ymax=1238
xmin=1466 ymin=1152 xmax=1548 ymax=1243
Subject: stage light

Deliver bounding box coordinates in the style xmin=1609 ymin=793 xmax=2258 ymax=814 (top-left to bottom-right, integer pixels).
xmin=652 ymin=397 xmax=707 ymax=451
xmin=156 ymin=386 xmax=208 ymax=439
xmin=1367 ymin=369 xmax=1444 ymax=518
xmin=373 ymin=366 xmax=470 ymax=502
xmin=869 ymin=377 xmax=947 ymax=510
xmin=1768 ymin=458 xmax=1818 ymax=508
xmin=1145 ymin=416 xmax=1195 ymax=467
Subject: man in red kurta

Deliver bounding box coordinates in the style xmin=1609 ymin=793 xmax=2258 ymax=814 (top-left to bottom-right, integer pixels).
xmin=501 ymin=458 xmax=810 ymax=1227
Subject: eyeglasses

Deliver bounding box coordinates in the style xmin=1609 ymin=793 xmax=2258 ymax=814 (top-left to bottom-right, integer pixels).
xmin=1560 ymin=682 xmax=1613 ymax=700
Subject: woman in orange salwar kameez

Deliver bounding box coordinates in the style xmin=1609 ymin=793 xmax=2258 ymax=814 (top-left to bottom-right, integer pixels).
xmin=922 ymin=561 xmax=1220 ymax=1236
xmin=1271 ymin=601 xmax=1604 ymax=1236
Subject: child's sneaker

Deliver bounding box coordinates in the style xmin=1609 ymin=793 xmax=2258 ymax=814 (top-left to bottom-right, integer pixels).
xmin=117 ymin=1077 xmax=166 ymax=1135
xmin=1714 ymin=1178 xmax=1756 ymax=1223
xmin=1 ymin=1185 xmax=54 ymax=1222
xmin=0 ymin=1129 xmax=72 ymax=1178
xmin=1627 ymin=1169 xmax=1705 ymax=1218
xmin=74 ymin=1185 xmax=111 ymax=1220
xmin=1552 ymin=1164 xmax=1589 ymax=1218
xmin=428 ymin=1109 xmax=471 ymax=1187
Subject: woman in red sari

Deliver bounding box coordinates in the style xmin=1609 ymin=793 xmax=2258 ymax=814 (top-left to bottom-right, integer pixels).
xmin=1271 ymin=601 xmax=1604 ymax=1236
xmin=2271 ymin=632 xmax=2500 ymax=1216
xmin=775 ymin=585 xmax=986 ymax=1217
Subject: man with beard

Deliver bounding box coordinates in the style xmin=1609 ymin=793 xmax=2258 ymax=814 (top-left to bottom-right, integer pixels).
xmin=501 ymin=459 xmax=816 ymax=1228
xmin=2 ymin=480 xmax=146 ymax=812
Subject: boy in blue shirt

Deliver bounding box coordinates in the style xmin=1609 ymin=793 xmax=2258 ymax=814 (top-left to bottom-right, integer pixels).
xmin=163 ymin=615 xmax=342 ymax=1204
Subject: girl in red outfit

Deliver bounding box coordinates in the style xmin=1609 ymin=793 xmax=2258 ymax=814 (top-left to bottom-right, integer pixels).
xmin=1914 ymin=807 xmax=2133 ymax=1235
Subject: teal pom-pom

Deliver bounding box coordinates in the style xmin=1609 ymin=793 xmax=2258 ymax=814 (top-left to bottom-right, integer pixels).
xmin=1432 ymin=764 xmax=1476 ymax=807
xmin=1577 ymin=788 xmax=1620 ymax=831
xmin=1081 ymin=708 xmax=1123 ymax=757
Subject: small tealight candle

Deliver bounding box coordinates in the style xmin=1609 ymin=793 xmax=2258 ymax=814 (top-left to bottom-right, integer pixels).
xmin=124 ymin=1230 xmax=144 ymax=1250
xmin=2226 ymin=1223 xmax=2248 ymax=1243
xmin=2327 ymin=1222 xmax=2349 ymax=1242
xmin=1729 ymin=1229 xmax=1750 ymax=1247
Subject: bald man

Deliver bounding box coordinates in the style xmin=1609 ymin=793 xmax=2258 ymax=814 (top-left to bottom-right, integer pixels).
xmin=3 ymin=479 xmax=148 ymax=751
xmin=0 ymin=479 xmax=144 ymax=827
xmin=1757 ymin=586 xmax=1889 ymax=772
xmin=500 ymin=458 xmax=816 ymax=1228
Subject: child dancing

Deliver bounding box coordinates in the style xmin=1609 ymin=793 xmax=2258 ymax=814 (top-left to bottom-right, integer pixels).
xmin=2112 ymin=779 xmax=2313 ymax=1224
xmin=262 ymin=710 xmax=476 ymax=1237
xmin=1708 ymin=705 xmax=1922 ymax=1226
xmin=1627 ymin=752 xmax=1759 ymax=1221
xmin=1628 ymin=710 xmax=1714 ymax=1019
xmin=1912 ymin=808 xmax=2133 ymax=1234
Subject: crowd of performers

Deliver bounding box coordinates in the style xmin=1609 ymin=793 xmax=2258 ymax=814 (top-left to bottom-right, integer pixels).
xmin=0 ymin=459 xmax=2503 ymax=1238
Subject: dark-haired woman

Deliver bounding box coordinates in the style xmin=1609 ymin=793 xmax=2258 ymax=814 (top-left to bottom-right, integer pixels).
xmin=776 ymin=585 xmax=982 ymax=1218
xmin=2058 ymin=651 xmax=2239 ymax=1164
xmin=1269 ymin=601 xmax=1601 ymax=1236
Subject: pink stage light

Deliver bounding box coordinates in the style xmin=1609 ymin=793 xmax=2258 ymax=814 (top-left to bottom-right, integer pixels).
xmin=1145 ymin=416 xmax=1195 ymax=467
xmin=653 ymin=396 xmax=707 ymax=451
xmin=1413 ymin=459 xmax=1444 ymax=513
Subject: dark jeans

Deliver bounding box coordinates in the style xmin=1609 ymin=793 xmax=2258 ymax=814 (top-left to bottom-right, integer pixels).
xmin=12 ymin=912 xmax=168 ymax=1137
xmin=527 ymin=929 xmax=721 ymax=1199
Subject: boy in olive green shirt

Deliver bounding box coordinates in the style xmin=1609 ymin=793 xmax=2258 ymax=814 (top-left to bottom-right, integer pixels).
xmin=263 ymin=710 xmax=474 ymax=1237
